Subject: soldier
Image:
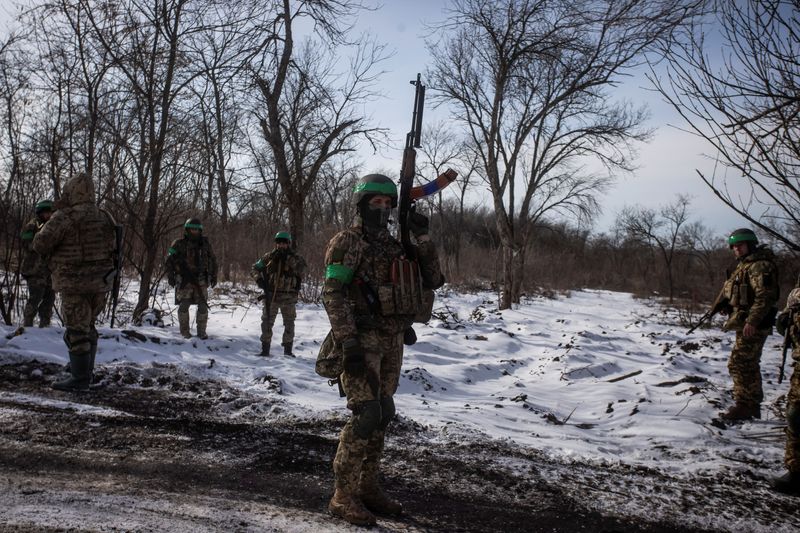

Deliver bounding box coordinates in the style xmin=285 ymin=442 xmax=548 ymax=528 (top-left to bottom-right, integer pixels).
xmin=32 ymin=173 xmax=116 ymax=391
xmin=20 ymin=200 xmax=56 ymax=327
xmin=322 ymin=174 xmax=444 ymax=526
xmin=774 ymin=287 xmax=800 ymax=495
xmin=165 ymin=218 xmax=218 ymax=340
xmin=251 ymin=231 xmax=307 ymax=356
xmin=717 ymin=228 xmax=779 ymax=421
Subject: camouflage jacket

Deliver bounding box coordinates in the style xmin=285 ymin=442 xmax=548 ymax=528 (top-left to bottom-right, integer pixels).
xmin=721 ymin=246 xmax=779 ymax=331
xmin=322 ymin=219 xmax=444 ymax=340
xmin=251 ymin=248 xmax=307 ymax=294
xmin=20 ymin=217 xmax=51 ymax=279
xmin=165 ymin=235 xmax=218 ymax=288
xmin=32 ymin=174 xmax=116 ymax=293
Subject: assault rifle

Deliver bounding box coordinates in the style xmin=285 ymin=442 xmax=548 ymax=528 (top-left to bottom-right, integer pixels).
xmin=397 ymin=74 xmax=459 ymax=258
xmin=686 ymin=291 xmax=731 ymax=335
xmin=109 ymin=224 xmax=125 ymax=328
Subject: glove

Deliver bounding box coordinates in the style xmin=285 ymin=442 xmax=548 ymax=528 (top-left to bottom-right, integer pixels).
xmin=777 ymin=311 xmax=791 ymax=337
xmin=210 ymin=276 xmax=217 ymax=288
xmin=167 ymin=274 xmax=176 ymax=287
xmin=256 ymin=278 xmax=267 ymax=290
xmin=407 ymin=211 xmax=430 ymax=237
xmin=341 ymin=338 xmax=366 ymax=377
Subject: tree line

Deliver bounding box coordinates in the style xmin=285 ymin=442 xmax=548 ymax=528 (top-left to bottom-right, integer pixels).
xmin=0 ymin=0 xmax=797 ymax=325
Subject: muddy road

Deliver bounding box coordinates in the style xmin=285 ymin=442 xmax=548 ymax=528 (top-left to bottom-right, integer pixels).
xmin=0 ymin=361 xmax=796 ymax=532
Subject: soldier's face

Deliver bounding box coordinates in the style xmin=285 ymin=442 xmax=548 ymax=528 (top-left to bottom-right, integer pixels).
xmin=368 ymin=195 xmax=393 ymax=210
xmin=188 ymin=228 xmax=201 ymax=238
xmin=39 ymin=211 xmax=52 ymax=221
xmin=276 ymin=242 xmax=289 ymax=249
xmin=732 ymin=242 xmax=749 ymax=258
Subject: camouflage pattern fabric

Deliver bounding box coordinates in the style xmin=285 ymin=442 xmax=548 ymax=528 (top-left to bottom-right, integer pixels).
xmin=20 ymin=217 xmax=51 ymax=279
xmin=717 ymin=246 xmax=778 ymax=409
xmin=176 ymin=284 xmax=209 ymax=337
xmin=165 ymin=235 xmax=217 ymax=288
xmin=61 ymin=292 xmax=106 ymax=355
xmin=782 ymin=303 xmax=800 ymax=473
xmin=322 ymin=224 xmax=443 ymax=341
xmin=166 ymin=234 xmax=216 ymax=337
xmin=333 ymin=329 xmax=403 ymax=491
xmin=323 ymin=218 xmax=443 ymax=493
xmin=721 ymin=246 xmax=779 ymax=332
xmin=251 ymin=248 xmax=306 ymax=348
xmin=728 ymin=331 xmax=769 ymax=408
xmin=259 ymin=291 xmax=297 ymax=347
xmin=32 ymin=174 xmax=116 ymax=294
xmin=23 ymin=279 xmax=55 ymax=327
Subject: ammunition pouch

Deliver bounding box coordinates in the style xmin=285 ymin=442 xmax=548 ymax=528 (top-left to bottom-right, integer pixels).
xmin=315 ymin=329 xmax=343 ymax=379
xmin=373 ymin=258 xmax=434 ymax=322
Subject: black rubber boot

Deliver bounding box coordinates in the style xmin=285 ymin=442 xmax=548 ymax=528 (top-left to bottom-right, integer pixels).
xmin=282 ymin=343 xmax=294 ymax=357
xmin=52 ymin=352 xmax=91 ymax=391
xmin=772 ymin=471 xmax=800 ymax=495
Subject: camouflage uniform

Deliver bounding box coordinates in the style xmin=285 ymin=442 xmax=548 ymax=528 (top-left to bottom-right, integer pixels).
xmin=719 ymin=245 xmax=779 ymax=416
xmin=774 ymin=288 xmax=800 ymax=493
xmin=32 ymin=174 xmax=116 ymax=391
xmin=20 ymin=215 xmax=55 ymax=327
xmin=323 ymin=207 xmax=443 ymax=524
xmin=251 ymin=248 xmax=306 ymax=355
xmin=165 ymin=227 xmax=217 ymax=339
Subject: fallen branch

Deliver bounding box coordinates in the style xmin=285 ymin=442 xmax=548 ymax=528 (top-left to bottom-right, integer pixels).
xmin=606 ymin=369 xmax=642 ymax=383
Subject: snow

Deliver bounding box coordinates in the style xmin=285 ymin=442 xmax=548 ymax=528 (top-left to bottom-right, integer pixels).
xmin=0 ymin=284 xmax=794 ymax=529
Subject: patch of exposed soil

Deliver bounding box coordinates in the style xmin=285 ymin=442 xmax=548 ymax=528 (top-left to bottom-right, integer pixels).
xmin=0 ymin=361 xmax=797 ymax=532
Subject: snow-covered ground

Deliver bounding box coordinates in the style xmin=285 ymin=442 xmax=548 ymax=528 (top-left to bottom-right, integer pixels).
xmin=1 ymin=286 xmax=789 ymax=474
xmin=0 ymin=284 xmax=796 ymax=531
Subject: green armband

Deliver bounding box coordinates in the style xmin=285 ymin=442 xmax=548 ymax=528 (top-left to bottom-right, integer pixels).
xmin=21 ymin=231 xmax=35 ymax=241
xmin=325 ymin=263 xmax=353 ymax=284
xmin=167 ymin=247 xmax=177 ymax=256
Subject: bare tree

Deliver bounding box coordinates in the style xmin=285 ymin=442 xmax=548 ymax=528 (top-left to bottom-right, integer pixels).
xmin=652 ymin=0 xmax=800 ymax=251
xmin=250 ymin=0 xmax=389 ymax=247
xmin=427 ymin=0 xmax=698 ymax=309
xmin=616 ymin=194 xmax=693 ymax=303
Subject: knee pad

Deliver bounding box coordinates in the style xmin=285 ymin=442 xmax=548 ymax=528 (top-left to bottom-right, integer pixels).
xmin=352 ymin=400 xmax=382 ymax=439
xmin=379 ymin=396 xmax=396 ymax=430
xmin=64 ymin=327 xmax=91 ymax=354
xmin=788 ymin=402 xmax=800 ymax=434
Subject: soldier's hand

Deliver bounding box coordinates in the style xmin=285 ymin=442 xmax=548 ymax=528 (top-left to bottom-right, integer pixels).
xmin=342 ymin=338 xmax=366 ymax=377
xmin=210 ymin=276 xmax=217 ymax=288
xmin=743 ymin=323 xmax=756 ymax=338
xmin=407 ymin=211 xmax=429 ymax=237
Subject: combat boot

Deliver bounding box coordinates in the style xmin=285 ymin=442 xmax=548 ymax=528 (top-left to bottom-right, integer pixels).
xmin=282 ymin=343 xmax=294 ymax=357
xmin=720 ymin=402 xmax=761 ymax=421
xmin=88 ymin=341 xmax=97 ymax=384
xmin=52 ymin=352 xmax=91 ymax=391
xmin=328 ymin=488 xmax=376 ymax=526
xmin=359 ymin=484 xmax=402 ymax=517
xmin=259 ymin=344 xmax=270 ymax=357
xmin=178 ymin=311 xmax=191 ymax=339
xmin=772 ymin=471 xmax=800 ymax=495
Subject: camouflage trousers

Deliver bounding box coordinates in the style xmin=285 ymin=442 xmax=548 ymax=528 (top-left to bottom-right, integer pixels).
xmin=260 ymin=291 xmax=297 ymax=348
xmin=61 ymin=292 xmax=107 ymax=355
xmin=23 ymin=276 xmax=55 ymax=327
xmin=333 ymin=329 xmax=404 ymax=492
xmin=176 ymin=284 xmax=208 ymax=336
xmin=785 ymin=352 xmax=800 ymax=473
xmin=728 ymin=330 xmax=768 ymax=407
